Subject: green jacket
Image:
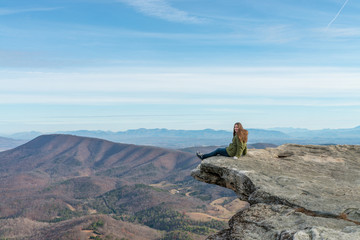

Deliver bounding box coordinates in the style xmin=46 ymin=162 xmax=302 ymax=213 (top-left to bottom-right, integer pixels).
xmin=226 ymin=135 xmax=247 ymax=158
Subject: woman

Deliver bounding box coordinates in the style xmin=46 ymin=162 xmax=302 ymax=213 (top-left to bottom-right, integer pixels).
xmin=196 ymin=122 xmax=248 ymax=160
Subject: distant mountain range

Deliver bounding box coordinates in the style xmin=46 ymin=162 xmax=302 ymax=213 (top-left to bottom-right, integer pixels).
xmin=1 ymin=126 xmax=359 ymax=151
xmin=0 ymin=136 xmax=26 ymax=152
xmin=269 ymin=126 xmax=360 ymax=142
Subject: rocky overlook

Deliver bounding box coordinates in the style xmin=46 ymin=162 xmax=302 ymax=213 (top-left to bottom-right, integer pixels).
xmin=191 ymin=144 xmax=360 ymax=239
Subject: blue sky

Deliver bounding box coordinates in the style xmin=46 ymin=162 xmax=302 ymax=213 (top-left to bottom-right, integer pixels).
xmin=1 ymin=0 xmax=360 ymax=133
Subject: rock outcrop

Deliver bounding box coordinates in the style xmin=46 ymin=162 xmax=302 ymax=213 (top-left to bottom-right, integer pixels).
xmin=191 ymin=144 xmax=360 ymax=239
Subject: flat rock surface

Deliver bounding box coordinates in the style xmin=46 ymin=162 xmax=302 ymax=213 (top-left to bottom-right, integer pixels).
xmin=191 ymin=144 xmax=360 ymax=239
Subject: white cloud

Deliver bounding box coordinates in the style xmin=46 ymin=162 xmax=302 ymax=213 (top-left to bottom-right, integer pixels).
xmin=0 ymin=92 xmax=359 ymax=107
xmin=118 ymin=0 xmax=205 ymax=23
xmin=1 ymin=67 xmax=360 ymax=94
xmin=0 ymin=67 xmax=359 ymax=106
xmin=0 ymin=7 xmax=60 ymax=16
xmin=320 ymin=27 xmax=360 ymax=38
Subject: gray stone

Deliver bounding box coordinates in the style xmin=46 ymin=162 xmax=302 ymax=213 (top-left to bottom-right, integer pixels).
xmin=191 ymin=144 xmax=360 ymax=239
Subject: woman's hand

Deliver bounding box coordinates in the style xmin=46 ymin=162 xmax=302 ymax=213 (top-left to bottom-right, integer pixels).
xmin=233 ymin=156 xmax=238 ymax=160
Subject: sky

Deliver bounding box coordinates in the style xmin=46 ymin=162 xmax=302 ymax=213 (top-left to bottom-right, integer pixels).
xmin=1 ymin=0 xmax=360 ymax=134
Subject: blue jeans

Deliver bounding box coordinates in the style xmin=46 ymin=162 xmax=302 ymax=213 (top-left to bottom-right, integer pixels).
xmin=202 ymin=148 xmax=229 ymax=159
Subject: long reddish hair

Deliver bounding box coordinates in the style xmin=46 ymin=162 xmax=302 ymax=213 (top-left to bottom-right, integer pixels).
xmin=233 ymin=122 xmax=248 ymax=143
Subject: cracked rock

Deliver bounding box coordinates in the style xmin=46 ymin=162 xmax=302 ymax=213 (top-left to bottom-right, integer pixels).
xmin=191 ymin=144 xmax=360 ymax=239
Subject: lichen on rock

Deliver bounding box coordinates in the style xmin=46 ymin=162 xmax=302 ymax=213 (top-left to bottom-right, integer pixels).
xmin=191 ymin=144 xmax=360 ymax=239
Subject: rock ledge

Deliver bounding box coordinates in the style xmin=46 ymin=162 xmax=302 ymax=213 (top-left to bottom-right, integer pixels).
xmin=191 ymin=144 xmax=360 ymax=239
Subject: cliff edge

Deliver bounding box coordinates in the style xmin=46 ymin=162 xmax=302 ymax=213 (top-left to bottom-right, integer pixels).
xmin=191 ymin=144 xmax=360 ymax=239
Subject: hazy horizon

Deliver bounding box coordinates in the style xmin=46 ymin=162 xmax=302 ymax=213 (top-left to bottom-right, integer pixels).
xmin=1 ymin=0 xmax=360 ymax=133
xmin=1 ymin=125 xmax=360 ymax=136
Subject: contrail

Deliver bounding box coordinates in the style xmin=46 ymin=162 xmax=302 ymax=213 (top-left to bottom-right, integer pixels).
xmin=327 ymin=0 xmax=349 ymax=29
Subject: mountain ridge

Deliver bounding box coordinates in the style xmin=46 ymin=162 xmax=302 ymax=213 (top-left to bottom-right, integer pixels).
xmin=0 ymin=134 xmax=198 ymax=181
